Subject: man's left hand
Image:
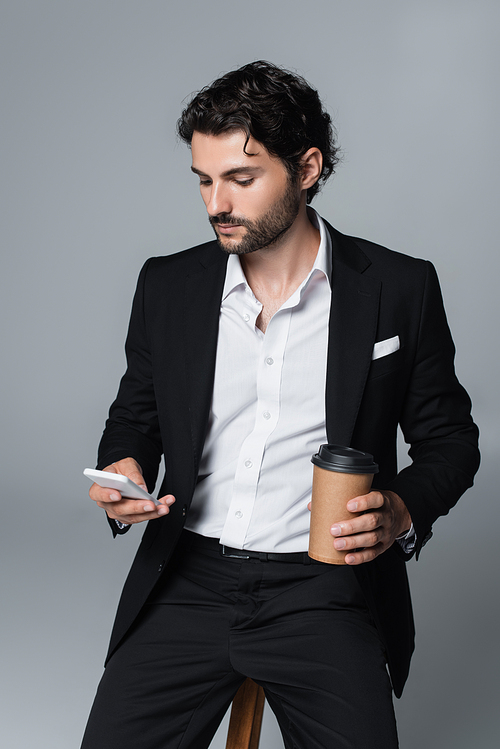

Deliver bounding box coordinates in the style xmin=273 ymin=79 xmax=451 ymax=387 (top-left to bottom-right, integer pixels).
xmin=330 ymin=490 xmax=412 ymax=565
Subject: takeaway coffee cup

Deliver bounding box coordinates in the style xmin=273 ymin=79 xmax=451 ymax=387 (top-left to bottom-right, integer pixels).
xmin=308 ymin=444 xmax=379 ymax=564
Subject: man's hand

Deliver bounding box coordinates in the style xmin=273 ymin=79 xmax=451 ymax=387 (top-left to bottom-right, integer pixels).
xmin=89 ymin=457 xmax=175 ymax=525
xmin=329 ymin=490 xmax=411 ymax=565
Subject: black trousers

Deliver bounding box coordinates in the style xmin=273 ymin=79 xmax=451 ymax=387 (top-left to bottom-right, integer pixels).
xmin=81 ymin=531 xmax=398 ymax=749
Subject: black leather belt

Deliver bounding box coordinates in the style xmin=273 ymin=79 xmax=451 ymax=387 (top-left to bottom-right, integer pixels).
xmin=183 ymin=530 xmax=319 ymax=564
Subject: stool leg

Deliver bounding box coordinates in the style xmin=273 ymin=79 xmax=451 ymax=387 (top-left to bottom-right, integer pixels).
xmin=225 ymin=678 xmax=266 ymax=749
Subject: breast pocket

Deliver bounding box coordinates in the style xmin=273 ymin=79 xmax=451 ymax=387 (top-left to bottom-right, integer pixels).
xmin=367 ymin=347 xmax=403 ymax=381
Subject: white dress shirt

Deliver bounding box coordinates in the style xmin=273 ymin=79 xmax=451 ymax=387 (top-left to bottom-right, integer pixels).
xmin=186 ymin=210 xmax=332 ymax=552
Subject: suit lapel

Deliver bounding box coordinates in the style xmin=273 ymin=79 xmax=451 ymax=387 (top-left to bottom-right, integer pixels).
xmin=324 ymin=223 xmax=381 ymax=446
xmin=182 ymin=246 xmax=228 ymax=475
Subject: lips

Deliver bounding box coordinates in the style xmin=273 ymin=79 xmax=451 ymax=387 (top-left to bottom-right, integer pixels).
xmin=217 ymin=224 xmax=242 ymax=233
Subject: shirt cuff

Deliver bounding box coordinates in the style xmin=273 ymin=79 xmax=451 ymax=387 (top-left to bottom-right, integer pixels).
xmin=395 ymin=522 xmax=416 ymax=553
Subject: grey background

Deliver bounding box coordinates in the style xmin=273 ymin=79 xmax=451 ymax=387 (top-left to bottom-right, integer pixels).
xmin=1 ymin=1 xmax=498 ymax=747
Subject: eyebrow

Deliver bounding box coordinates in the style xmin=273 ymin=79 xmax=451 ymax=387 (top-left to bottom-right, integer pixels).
xmin=191 ymin=166 xmax=262 ymax=178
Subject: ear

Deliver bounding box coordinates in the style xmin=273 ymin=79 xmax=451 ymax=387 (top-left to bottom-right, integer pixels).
xmin=299 ymin=147 xmax=323 ymax=191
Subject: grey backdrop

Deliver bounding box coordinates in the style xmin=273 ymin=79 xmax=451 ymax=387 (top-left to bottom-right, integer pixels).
xmin=1 ymin=1 xmax=498 ymax=747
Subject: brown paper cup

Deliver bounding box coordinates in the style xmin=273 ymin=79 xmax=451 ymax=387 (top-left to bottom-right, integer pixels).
xmin=308 ymin=445 xmax=378 ymax=565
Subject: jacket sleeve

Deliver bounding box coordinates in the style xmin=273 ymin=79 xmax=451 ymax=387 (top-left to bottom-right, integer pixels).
xmin=386 ymin=261 xmax=480 ymax=557
xmin=96 ymin=259 xmax=163 ymax=536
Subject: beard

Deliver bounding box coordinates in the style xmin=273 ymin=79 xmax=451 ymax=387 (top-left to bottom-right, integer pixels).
xmin=209 ymin=179 xmax=301 ymax=255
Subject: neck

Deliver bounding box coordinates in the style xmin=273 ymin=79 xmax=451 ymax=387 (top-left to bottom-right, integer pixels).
xmin=240 ymin=198 xmax=321 ymax=300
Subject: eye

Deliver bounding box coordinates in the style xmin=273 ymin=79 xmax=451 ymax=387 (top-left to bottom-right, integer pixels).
xmin=199 ymin=179 xmax=212 ymax=187
xmin=235 ymin=178 xmax=254 ymax=186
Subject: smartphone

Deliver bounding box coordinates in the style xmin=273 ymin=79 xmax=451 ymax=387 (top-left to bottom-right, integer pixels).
xmin=83 ymin=468 xmax=160 ymax=505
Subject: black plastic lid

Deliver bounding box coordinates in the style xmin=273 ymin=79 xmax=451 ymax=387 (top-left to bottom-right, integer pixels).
xmin=311 ymin=444 xmax=379 ymax=474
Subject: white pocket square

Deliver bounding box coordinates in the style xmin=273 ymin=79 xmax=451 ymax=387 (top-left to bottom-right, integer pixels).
xmin=372 ymin=335 xmax=400 ymax=361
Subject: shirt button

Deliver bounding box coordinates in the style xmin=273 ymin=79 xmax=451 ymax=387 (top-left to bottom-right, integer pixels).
xmin=244 ymin=460 xmax=253 ymax=468
xmin=266 ymin=357 xmax=274 ymax=366
xmin=243 ymin=313 xmax=250 ymax=322
xmin=235 ymin=511 xmax=243 ymax=519
xmin=263 ymin=411 xmax=271 ymax=420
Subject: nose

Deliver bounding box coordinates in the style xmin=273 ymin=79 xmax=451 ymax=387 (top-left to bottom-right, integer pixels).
xmin=205 ymin=181 xmax=232 ymax=218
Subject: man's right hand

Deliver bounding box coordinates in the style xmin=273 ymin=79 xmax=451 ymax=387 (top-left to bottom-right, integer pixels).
xmin=89 ymin=457 xmax=176 ymax=525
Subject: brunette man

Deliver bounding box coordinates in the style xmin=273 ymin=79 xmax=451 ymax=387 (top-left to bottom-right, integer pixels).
xmin=81 ymin=61 xmax=479 ymax=749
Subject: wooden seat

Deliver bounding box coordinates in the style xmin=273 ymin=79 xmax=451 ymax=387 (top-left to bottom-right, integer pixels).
xmin=225 ymin=678 xmax=266 ymax=749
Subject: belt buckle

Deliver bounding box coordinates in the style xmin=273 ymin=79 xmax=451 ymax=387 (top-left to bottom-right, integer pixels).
xmin=221 ymin=545 xmax=250 ymax=559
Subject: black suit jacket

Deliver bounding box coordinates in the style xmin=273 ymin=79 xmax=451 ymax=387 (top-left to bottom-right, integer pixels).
xmin=97 ymin=220 xmax=479 ymax=697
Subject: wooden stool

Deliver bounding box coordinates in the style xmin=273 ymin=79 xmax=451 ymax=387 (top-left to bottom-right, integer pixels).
xmin=225 ymin=678 xmax=266 ymax=749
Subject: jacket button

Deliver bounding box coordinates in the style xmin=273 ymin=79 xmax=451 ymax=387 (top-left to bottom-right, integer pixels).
xmin=157 ymin=559 xmax=165 ymax=573
xmin=182 ymin=505 xmax=187 ymax=517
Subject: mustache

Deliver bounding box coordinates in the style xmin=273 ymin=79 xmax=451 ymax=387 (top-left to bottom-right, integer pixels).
xmin=209 ymin=213 xmax=249 ymax=227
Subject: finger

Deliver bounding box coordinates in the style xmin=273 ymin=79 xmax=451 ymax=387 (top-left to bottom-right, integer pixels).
xmin=333 ymin=530 xmax=381 ymax=551
xmin=344 ymin=543 xmax=384 ymax=566
xmin=107 ymin=494 xmax=176 ymax=517
xmin=330 ymin=512 xmax=381 ymax=538
xmin=154 ymin=494 xmax=176 ymax=517
xmin=109 ymin=508 xmax=166 ymax=524
xmin=125 ymin=470 xmax=148 ymax=490
xmin=89 ymin=483 xmax=123 ymax=503
xmin=97 ymin=496 xmax=157 ymax=515
xmin=100 ymin=498 xmax=168 ymax=523
xmin=157 ymin=494 xmax=176 ymax=507
xmin=346 ymin=491 xmax=384 ymax=513
xmin=102 ymin=463 xmax=148 ymax=492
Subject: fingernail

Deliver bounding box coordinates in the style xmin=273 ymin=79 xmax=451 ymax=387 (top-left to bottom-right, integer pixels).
xmin=157 ymin=506 xmax=168 ymax=515
xmin=110 ymin=493 xmax=120 ymax=501
xmin=345 ymin=555 xmax=356 ymax=564
xmin=347 ymin=501 xmax=358 ymax=511
xmin=331 ymin=525 xmax=341 ymax=536
xmin=142 ymin=505 xmax=151 ymax=512
xmin=334 ymin=539 xmax=346 ymax=549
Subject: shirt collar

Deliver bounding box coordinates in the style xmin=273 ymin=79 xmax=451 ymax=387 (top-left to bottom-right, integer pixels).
xmin=306 ymin=207 xmax=332 ymax=289
xmin=222 ymin=207 xmax=332 ymax=301
xmin=222 ymin=246 xmax=248 ymax=301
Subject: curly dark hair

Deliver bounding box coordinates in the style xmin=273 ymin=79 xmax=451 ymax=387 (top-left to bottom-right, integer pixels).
xmin=177 ymin=61 xmax=340 ymax=203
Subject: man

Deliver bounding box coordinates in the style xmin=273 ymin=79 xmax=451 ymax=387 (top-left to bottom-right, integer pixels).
xmin=81 ymin=61 xmax=479 ymax=748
